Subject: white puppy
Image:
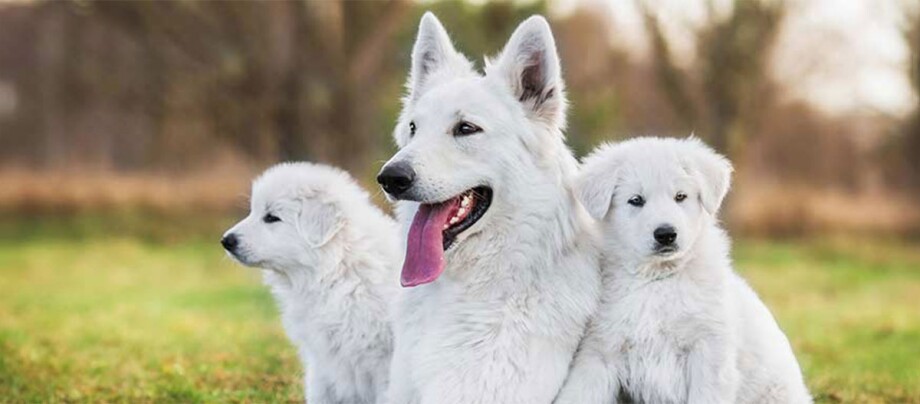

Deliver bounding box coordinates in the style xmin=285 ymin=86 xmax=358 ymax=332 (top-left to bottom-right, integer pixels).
xmin=222 ymin=162 xmax=401 ymax=404
xmin=555 ymin=137 xmax=811 ymax=404
xmin=376 ymin=13 xmax=601 ymax=404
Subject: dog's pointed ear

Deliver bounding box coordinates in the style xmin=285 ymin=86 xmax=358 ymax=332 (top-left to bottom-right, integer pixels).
xmin=575 ymin=143 xmax=622 ymax=221
xmin=490 ymin=16 xmax=566 ymax=129
xmin=408 ymin=12 xmax=472 ymax=102
xmin=686 ymin=138 xmax=733 ymax=215
xmin=297 ymin=196 xmax=345 ymax=248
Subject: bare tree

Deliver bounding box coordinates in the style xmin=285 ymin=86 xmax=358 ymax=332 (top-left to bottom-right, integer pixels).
xmin=896 ymin=3 xmax=920 ymax=192
xmin=639 ymin=5 xmax=698 ymax=130
xmin=639 ymin=0 xmax=786 ymax=156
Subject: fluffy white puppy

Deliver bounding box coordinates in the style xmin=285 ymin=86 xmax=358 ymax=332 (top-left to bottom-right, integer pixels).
xmin=555 ymin=137 xmax=811 ymax=404
xmin=222 ymin=162 xmax=401 ymax=404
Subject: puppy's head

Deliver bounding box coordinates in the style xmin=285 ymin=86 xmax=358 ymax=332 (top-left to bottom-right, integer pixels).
xmin=221 ymin=163 xmax=350 ymax=272
xmin=576 ymin=137 xmax=732 ymax=264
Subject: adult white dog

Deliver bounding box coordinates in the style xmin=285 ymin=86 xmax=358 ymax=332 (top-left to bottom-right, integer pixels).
xmin=555 ymin=137 xmax=811 ymax=404
xmin=221 ymin=162 xmax=401 ymax=404
xmin=375 ymin=13 xmax=601 ymax=404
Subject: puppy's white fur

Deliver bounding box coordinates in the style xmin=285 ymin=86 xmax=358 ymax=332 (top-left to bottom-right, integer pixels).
xmin=382 ymin=13 xmax=601 ymax=404
xmin=223 ymin=163 xmax=401 ymax=404
xmin=555 ymin=137 xmax=811 ymax=404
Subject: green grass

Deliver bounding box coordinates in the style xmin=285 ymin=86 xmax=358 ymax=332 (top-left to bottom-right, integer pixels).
xmin=0 ymin=235 xmax=301 ymax=402
xmin=734 ymin=238 xmax=920 ymax=403
xmin=0 ymin=224 xmax=918 ymax=402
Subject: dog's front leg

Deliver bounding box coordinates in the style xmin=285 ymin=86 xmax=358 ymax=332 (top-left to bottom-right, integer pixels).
xmin=553 ymin=347 xmax=619 ymax=404
xmin=686 ymin=337 xmax=739 ymax=404
xmin=304 ymin=370 xmax=336 ymax=404
xmin=381 ymin=337 xmax=419 ymax=404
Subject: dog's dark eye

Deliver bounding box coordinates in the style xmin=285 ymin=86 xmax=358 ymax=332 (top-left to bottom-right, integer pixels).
xmin=453 ymin=121 xmax=482 ymax=137
xmin=409 ymin=121 xmax=416 ymax=137
xmin=675 ymin=192 xmax=687 ymax=203
xmin=263 ymin=213 xmax=281 ymax=223
xmin=627 ymin=195 xmax=645 ymax=207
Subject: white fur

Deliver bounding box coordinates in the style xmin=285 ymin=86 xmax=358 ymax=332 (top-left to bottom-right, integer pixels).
xmin=381 ymin=13 xmax=601 ymax=404
xmin=223 ymin=162 xmax=401 ymax=404
xmin=555 ymin=137 xmax=812 ymax=404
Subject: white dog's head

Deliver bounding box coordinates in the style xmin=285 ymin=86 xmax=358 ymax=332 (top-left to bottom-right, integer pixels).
xmin=576 ymin=137 xmax=733 ymax=265
xmin=376 ymin=13 xmax=576 ymax=286
xmin=221 ymin=163 xmax=357 ymax=273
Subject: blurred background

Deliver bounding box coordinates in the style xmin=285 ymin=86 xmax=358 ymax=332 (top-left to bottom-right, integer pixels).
xmin=0 ymin=0 xmax=918 ymax=402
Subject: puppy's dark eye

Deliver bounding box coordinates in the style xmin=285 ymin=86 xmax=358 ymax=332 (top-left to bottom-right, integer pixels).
xmin=409 ymin=121 xmax=416 ymax=137
xmin=453 ymin=121 xmax=482 ymax=137
xmin=627 ymin=195 xmax=645 ymax=207
xmin=675 ymin=192 xmax=688 ymax=203
xmin=263 ymin=213 xmax=281 ymax=223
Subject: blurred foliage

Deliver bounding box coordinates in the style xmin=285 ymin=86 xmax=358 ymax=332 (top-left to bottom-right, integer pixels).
xmin=0 ymin=0 xmax=917 ymax=230
xmin=0 ymin=0 xmax=550 ymax=178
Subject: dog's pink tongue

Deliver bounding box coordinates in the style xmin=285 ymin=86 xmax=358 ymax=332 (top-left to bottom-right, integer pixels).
xmin=402 ymin=200 xmax=457 ymax=287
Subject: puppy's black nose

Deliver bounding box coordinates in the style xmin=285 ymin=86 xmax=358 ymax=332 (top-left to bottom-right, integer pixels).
xmin=377 ymin=162 xmax=416 ymax=196
xmin=653 ymin=225 xmax=677 ymax=245
xmin=221 ymin=234 xmax=238 ymax=252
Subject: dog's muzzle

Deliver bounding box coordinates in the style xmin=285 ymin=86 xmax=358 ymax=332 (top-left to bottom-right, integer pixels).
xmin=652 ymin=225 xmax=678 ymax=255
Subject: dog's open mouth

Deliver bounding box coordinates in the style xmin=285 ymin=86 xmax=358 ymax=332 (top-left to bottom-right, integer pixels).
xmin=440 ymin=187 xmax=492 ymax=250
xmin=401 ymin=186 xmax=492 ymax=287
xmin=653 ymin=244 xmax=679 ymax=256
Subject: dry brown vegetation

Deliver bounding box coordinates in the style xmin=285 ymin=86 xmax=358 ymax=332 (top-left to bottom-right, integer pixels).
xmin=730 ymin=184 xmax=920 ymax=237
xmin=1 ymin=167 xmax=917 ymax=238
xmin=0 ymin=165 xmax=254 ymax=215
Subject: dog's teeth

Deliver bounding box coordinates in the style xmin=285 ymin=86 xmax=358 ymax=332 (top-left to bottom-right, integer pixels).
xmin=449 ymin=217 xmax=459 ymax=225
xmin=461 ymin=197 xmax=471 ymax=207
xmin=458 ymin=207 xmax=467 ymax=216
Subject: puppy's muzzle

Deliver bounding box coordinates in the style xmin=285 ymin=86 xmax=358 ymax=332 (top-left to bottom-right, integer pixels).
xmin=221 ymin=233 xmax=239 ymax=252
xmin=377 ymin=161 xmax=416 ymax=198
xmin=653 ymin=225 xmax=678 ymax=253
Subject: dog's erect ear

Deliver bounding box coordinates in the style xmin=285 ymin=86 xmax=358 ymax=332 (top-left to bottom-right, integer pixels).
xmin=297 ymin=197 xmax=344 ymax=248
xmin=489 ymin=16 xmax=566 ymax=129
xmin=575 ymin=143 xmax=622 ymax=221
xmin=686 ymin=138 xmax=733 ymax=215
xmin=407 ymin=12 xmax=472 ymax=102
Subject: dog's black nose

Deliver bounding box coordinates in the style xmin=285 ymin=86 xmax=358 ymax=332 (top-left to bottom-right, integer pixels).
xmin=653 ymin=225 xmax=677 ymax=245
xmin=221 ymin=234 xmax=238 ymax=251
xmin=377 ymin=162 xmax=416 ymax=196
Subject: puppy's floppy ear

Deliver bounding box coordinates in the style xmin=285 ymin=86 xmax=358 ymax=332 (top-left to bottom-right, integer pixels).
xmin=297 ymin=196 xmax=344 ymax=248
xmin=407 ymin=12 xmax=473 ymax=102
xmin=489 ymin=16 xmax=566 ymax=129
xmin=575 ymin=143 xmax=623 ymax=220
xmin=686 ymin=138 xmax=733 ymax=215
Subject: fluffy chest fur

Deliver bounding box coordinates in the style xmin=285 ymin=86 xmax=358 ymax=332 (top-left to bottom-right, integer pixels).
xmin=265 ymin=253 xmax=397 ymax=404
xmin=597 ymin=264 xmax=732 ymax=404
xmin=387 ymin=185 xmax=601 ymax=404
xmin=391 ymin=244 xmax=599 ymax=404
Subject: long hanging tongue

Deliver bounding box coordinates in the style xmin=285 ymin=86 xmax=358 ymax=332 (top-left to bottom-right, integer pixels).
xmin=401 ymin=199 xmax=459 ymax=287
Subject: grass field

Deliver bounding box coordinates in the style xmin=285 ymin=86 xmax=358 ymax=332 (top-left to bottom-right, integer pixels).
xmin=1 ymin=218 xmax=919 ymax=403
